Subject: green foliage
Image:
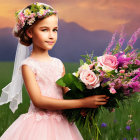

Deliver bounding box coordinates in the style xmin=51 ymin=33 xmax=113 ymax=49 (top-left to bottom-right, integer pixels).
xmin=56 ymin=73 xmax=85 ymax=92
xmin=15 ymin=10 xmax=21 ymax=18
xmin=30 ymin=3 xmax=41 ymax=13
xmin=111 ymin=43 xmax=121 ymax=54
xmin=137 ymin=51 xmax=140 ymax=57
xmin=80 ymin=50 xmax=94 ymax=64
xmin=80 ymin=59 xmax=84 ymax=66
xmin=93 ymin=56 xmax=97 ymax=61
xmin=124 ymin=45 xmax=133 ymax=53
xmin=56 ymin=70 xmax=132 ymax=138
xmin=128 ymin=64 xmax=140 ymax=71
xmin=106 ymin=70 xmax=117 ymax=78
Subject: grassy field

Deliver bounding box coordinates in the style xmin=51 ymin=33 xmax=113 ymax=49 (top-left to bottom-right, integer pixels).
xmin=0 ymin=61 xmax=140 ymax=140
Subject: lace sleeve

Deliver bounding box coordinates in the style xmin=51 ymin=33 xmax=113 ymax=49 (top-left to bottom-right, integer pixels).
xmin=19 ymin=58 xmax=36 ymax=75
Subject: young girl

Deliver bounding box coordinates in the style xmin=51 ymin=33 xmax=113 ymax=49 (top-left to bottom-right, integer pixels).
xmin=0 ymin=2 xmax=109 ymax=140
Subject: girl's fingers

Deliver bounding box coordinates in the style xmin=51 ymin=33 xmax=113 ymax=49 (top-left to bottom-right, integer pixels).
xmin=96 ymin=95 xmax=110 ymax=99
xmin=95 ymin=105 xmax=99 ymax=108
xmin=96 ymin=98 xmax=108 ymax=102
xmin=96 ymin=102 xmax=107 ymax=105
xmin=96 ymin=95 xmax=107 ymax=98
xmin=106 ymin=97 xmax=110 ymax=99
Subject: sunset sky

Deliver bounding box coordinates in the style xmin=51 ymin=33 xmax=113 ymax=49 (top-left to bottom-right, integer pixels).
xmin=0 ymin=0 xmax=140 ymax=34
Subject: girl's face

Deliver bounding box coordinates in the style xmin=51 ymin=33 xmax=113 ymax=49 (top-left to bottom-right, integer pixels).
xmin=27 ymin=14 xmax=58 ymax=51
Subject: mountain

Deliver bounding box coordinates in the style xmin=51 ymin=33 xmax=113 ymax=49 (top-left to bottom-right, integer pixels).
xmin=0 ymin=19 xmax=139 ymax=62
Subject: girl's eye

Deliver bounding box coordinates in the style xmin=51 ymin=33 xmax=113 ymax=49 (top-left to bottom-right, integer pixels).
xmin=42 ymin=29 xmax=48 ymax=31
xmin=53 ymin=29 xmax=58 ymax=32
xmin=41 ymin=29 xmax=58 ymax=32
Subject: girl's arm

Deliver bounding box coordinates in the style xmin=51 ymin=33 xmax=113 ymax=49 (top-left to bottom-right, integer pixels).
xmin=61 ymin=63 xmax=70 ymax=94
xmin=22 ymin=65 xmax=108 ymax=110
xmin=22 ymin=65 xmax=84 ymax=110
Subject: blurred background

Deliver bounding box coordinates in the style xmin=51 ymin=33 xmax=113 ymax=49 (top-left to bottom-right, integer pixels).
xmin=0 ymin=0 xmax=140 ymax=62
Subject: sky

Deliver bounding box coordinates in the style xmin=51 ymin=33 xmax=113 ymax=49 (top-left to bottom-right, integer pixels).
xmin=0 ymin=0 xmax=140 ymax=34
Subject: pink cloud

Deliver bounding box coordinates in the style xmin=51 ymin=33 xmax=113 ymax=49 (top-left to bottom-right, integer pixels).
xmin=0 ymin=0 xmax=140 ymax=34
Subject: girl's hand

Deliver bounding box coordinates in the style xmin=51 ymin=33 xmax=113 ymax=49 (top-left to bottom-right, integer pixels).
xmin=81 ymin=95 xmax=109 ymax=108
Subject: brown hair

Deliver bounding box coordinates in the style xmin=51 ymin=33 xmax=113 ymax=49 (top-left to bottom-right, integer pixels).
xmin=13 ymin=4 xmax=57 ymax=46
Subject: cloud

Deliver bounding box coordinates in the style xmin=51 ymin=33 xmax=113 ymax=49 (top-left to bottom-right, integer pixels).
xmin=34 ymin=0 xmax=140 ymax=33
xmin=0 ymin=0 xmax=140 ymax=34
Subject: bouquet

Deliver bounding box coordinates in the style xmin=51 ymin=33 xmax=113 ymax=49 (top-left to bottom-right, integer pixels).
xmin=56 ymin=28 xmax=140 ymax=138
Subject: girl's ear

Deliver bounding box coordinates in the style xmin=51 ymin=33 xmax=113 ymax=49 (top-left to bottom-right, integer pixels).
xmin=26 ymin=28 xmax=33 ymax=38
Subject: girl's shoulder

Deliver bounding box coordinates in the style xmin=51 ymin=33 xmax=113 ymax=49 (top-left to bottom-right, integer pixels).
xmin=53 ymin=57 xmax=63 ymax=64
xmin=19 ymin=56 xmax=64 ymax=73
xmin=20 ymin=57 xmax=35 ymax=67
xmin=19 ymin=57 xmax=37 ymax=74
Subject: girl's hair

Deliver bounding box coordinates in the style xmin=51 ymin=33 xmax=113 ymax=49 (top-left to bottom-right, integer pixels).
xmin=13 ymin=3 xmax=57 ymax=46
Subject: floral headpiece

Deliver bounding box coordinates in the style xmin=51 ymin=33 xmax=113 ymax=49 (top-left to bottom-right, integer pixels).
xmin=14 ymin=2 xmax=57 ymax=33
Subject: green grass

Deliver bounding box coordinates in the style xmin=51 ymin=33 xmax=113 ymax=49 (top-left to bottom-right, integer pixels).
xmin=0 ymin=62 xmax=140 ymax=140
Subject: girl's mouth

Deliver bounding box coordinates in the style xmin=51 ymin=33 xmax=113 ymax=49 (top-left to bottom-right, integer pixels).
xmin=46 ymin=41 xmax=54 ymax=45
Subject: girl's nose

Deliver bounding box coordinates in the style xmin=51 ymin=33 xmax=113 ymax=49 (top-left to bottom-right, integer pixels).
xmin=48 ymin=31 xmax=54 ymax=39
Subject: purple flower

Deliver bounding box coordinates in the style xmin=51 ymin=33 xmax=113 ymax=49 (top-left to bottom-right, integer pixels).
xmin=133 ymin=138 xmax=138 ymax=140
xmin=130 ymin=49 xmax=137 ymax=56
xmin=101 ymin=123 xmax=107 ymax=127
xmin=135 ymin=59 xmax=140 ymax=65
xmin=132 ymin=75 xmax=140 ymax=81
xmin=119 ymin=26 xmax=125 ymax=47
xmin=105 ymin=31 xmax=117 ymax=54
xmin=127 ymin=28 xmax=140 ymax=48
xmin=129 ymin=81 xmax=140 ymax=92
xmin=123 ymin=138 xmax=127 ymax=140
xmin=102 ymin=78 xmax=110 ymax=83
xmin=119 ymin=38 xmax=125 ymax=47
xmin=117 ymin=55 xmax=132 ymax=67
xmin=126 ymin=125 xmax=131 ymax=130
xmin=133 ymin=68 xmax=140 ymax=74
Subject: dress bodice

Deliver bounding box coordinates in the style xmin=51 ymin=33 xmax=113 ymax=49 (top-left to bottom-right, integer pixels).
xmin=20 ymin=56 xmax=64 ymax=114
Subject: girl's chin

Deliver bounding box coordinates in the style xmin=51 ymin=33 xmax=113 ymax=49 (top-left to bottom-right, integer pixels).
xmin=46 ymin=46 xmax=54 ymax=50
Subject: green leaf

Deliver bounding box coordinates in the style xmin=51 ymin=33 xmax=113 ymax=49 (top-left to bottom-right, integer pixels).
xmin=124 ymin=45 xmax=133 ymax=53
xmin=30 ymin=4 xmax=40 ymax=13
xmin=93 ymin=56 xmax=97 ymax=61
xmin=80 ymin=59 xmax=84 ymax=66
xmin=85 ymin=58 xmax=91 ymax=64
xmin=56 ymin=73 xmax=85 ymax=92
xmin=15 ymin=10 xmax=21 ymax=17
xmin=112 ymin=43 xmax=121 ymax=54
xmin=56 ymin=78 xmax=66 ymax=87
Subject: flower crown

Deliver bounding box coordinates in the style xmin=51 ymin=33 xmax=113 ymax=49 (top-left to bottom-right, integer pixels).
xmin=14 ymin=2 xmax=57 ymax=33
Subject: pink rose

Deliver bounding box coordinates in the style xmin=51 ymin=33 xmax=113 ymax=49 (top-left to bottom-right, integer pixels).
xmin=89 ymin=61 xmax=96 ymax=70
xmin=109 ymin=87 xmax=116 ymax=94
xmin=80 ymin=69 xmax=100 ymax=89
xmin=18 ymin=13 xmax=26 ymax=27
xmin=77 ymin=63 xmax=90 ymax=76
xmin=123 ymin=64 xmax=128 ymax=69
xmin=119 ymin=70 xmax=125 ymax=73
xmin=89 ymin=63 xmax=94 ymax=70
xmin=97 ymin=54 xmax=118 ymax=72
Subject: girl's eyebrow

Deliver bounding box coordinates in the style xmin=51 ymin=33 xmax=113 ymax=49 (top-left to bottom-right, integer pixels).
xmin=40 ymin=26 xmax=58 ymax=28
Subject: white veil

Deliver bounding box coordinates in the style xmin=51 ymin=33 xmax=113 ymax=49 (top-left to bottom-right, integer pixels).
xmin=0 ymin=41 xmax=31 ymax=113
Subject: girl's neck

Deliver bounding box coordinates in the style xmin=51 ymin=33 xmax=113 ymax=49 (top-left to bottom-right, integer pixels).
xmin=30 ymin=45 xmax=51 ymax=60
